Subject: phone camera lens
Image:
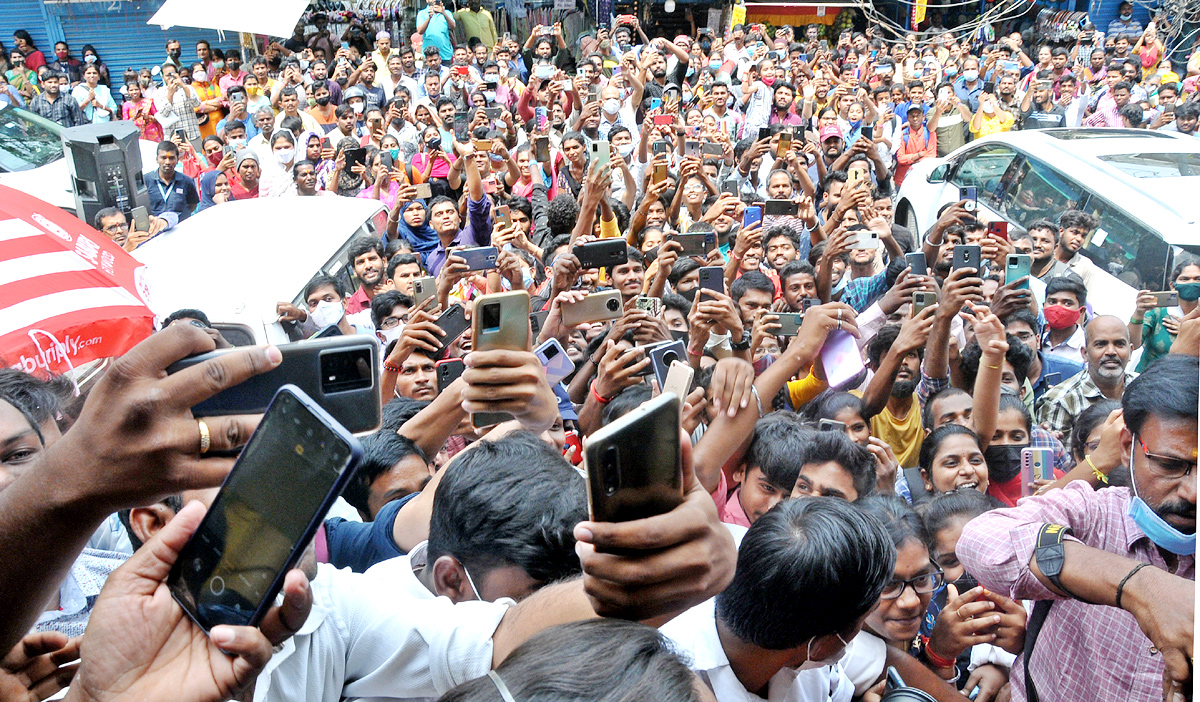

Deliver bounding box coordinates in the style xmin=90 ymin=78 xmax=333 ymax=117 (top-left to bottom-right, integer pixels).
xmin=662 ymin=352 xmax=679 ymax=366
xmin=606 ymin=298 xmax=620 ymax=312
xmin=602 ymin=446 xmax=621 ymax=495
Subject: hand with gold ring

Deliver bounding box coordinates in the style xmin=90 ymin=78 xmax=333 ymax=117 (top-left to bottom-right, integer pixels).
xmin=197 ymin=419 xmax=211 ymax=455
xmin=927 ymin=584 xmax=1002 ymax=665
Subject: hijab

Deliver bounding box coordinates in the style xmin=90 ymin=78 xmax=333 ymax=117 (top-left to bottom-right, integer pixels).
xmin=196 ymin=170 xmax=234 ymax=213
xmin=391 ymin=199 xmax=438 ymax=255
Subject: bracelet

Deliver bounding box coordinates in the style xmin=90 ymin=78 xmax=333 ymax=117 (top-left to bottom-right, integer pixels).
xmin=750 ymin=384 xmax=764 ymax=418
xmin=1115 ymin=562 xmax=1152 ymax=610
xmin=923 ymin=644 xmax=957 ymax=670
xmin=589 ymin=379 xmax=614 ymax=405
xmin=729 ymin=253 xmax=742 ymax=262
xmin=985 ymin=364 xmax=1001 ymax=370
xmin=383 ymin=360 xmax=402 ymax=373
xmin=1085 ymin=454 xmax=1108 ymax=484
xmin=686 ymin=347 xmax=703 ymax=357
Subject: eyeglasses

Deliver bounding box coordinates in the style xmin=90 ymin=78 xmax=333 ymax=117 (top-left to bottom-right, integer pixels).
xmin=380 ymin=315 xmax=408 ymax=330
xmin=1136 ymin=436 xmax=1197 ymax=480
xmin=880 ymin=567 xmax=944 ymax=600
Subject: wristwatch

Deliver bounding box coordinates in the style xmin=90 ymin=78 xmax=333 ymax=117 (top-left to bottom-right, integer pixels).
xmin=731 ymin=330 xmax=752 ymax=352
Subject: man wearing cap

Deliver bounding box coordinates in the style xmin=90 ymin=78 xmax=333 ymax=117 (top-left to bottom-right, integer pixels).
xmin=228 ymin=150 xmax=262 ymax=200
xmin=455 ymin=0 xmax=497 ymax=49
xmin=893 ymin=104 xmax=936 ymax=187
xmin=370 ymin=31 xmax=394 ymax=75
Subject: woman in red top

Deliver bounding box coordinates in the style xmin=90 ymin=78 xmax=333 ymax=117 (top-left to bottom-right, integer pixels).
xmin=12 ymin=31 xmax=45 ymax=72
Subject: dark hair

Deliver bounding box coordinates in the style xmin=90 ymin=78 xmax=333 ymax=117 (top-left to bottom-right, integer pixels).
xmin=1045 ymin=275 xmax=1087 ymax=306
xmin=919 ymin=489 xmax=994 ymax=540
xmin=156 ymin=140 xmax=179 ymax=156
xmin=1058 ymin=209 xmax=1097 ymax=232
xmin=347 ymin=236 xmax=385 ymax=270
xmin=922 ymin=386 xmax=970 ymax=429
xmin=919 ymin=424 xmax=981 ymax=475
xmin=997 ymin=393 xmax=1032 ymax=432
xmin=814 ymin=391 xmax=865 ymax=424
xmin=662 ymin=291 xmax=692 ymax=320
xmin=867 ymin=324 xmax=913 ymax=369
xmin=546 ymin=194 xmax=580 ymax=237
xmin=779 ymin=259 xmax=815 ymax=285
xmin=0 ymin=369 xmax=71 ymax=434
xmin=428 ymin=432 xmax=587 ymax=585
xmin=958 ymin=334 xmax=1033 ymax=390
xmin=161 ymin=308 xmax=212 ymax=328
xmin=437 ymin=620 xmax=701 ymax=702
xmin=1123 ymin=354 xmax=1199 ymax=436
xmin=763 ymin=225 xmax=800 ymax=251
xmin=341 ymin=431 xmax=427 ymax=515
xmin=801 ymin=428 xmax=877 ymax=498
xmin=668 ymin=258 xmax=701 ymax=287
xmin=746 ymin=413 xmax=814 ymax=490
xmin=1003 ymin=309 xmax=1040 ymax=336
xmin=303 ymin=273 xmax=345 ymax=301
xmin=858 ymin=493 xmax=933 ymax=554
xmin=381 ymin=397 xmax=430 ymax=433
xmin=602 ymin=384 xmax=653 ymax=426
xmin=386 ymin=252 xmax=422 ymax=281
xmin=716 ymin=497 xmax=894 ymax=649
xmin=730 ymin=270 xmax=774 ymax=304
xmin=370 ymin=290 xmax=413 ymax=329
xmin=93 ymin=206 xmax=124 ymax=230
xmin=1071 ymin=399 xmax=1121 ymax=459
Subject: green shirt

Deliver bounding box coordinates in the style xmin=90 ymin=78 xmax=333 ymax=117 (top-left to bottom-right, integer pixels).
xmin=454 ymin=8 xmax=497 ymax=47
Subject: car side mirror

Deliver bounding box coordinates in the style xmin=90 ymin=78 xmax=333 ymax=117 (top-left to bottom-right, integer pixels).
xmin=927 ymin=164 xmax=948 ymax=183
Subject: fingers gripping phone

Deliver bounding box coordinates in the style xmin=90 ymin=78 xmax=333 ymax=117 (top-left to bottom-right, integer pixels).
xmin=437 ymin=358 xmax=465 ymax=392
xmin=952 ymin=245 xmax=982 ymax=272
xmin=432 ymin=304 xmax=471 ymax=359
xmin=471 ymin=291 xmax=531 ymax=427
xmin=584 ymin=392 xmax=684 ymax=522
xmin=1006 ymin=254 xmax=1032 ymax=290
xmin=168 ymin=386 xmax=363 ymax=630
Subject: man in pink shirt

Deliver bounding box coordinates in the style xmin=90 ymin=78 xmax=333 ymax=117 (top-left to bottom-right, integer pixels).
xmin=218 ymin=50 xmax=248 ymax=98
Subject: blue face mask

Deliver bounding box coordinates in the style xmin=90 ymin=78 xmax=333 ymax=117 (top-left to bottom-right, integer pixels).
xmin=1128 ymin=436 xmax=1196 ymax=555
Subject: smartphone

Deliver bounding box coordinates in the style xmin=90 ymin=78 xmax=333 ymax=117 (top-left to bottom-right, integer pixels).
xmin=573 ymin=239 xmax=627 ymax=269
xmin=535 ymin=64 xmax=555 ymax=80
xmin=411 ymin=276 xmax=437 ymax=308
xmin=471 ymin=291 xmax=531 ymax=427
xmin=764 ymin=199 xmax=799 ymax=217
xmin=165 ymin=336 xmax=381 ymax=434
xmin=819 ymin=39 xmax=830 ymax=51
xmin=561 ymin=290 xmax=624 ymax=326
xmin=1000 ymin=60 xmax=1019 ymax=72
xmin=800 ymin=297 xmax=820 ymax=313
xmin=952 ymin=245 xmax=982 ymax=272
xmin=819 ymin=329 xmax=865 ymax=388
xmin=720 ymin=178 xmax=739 ymax=195
xmin=529 ymin=309 xmax=548 ymax=338
xmin=432 ymin=304 xmax=471 ymax=359
xmin=652 ymin=114 xmax=674 ymax=126
xmin=583 ymin=391 xmax=684 ymax=522
xmin=534 ymin=136 xmax=550 ymax=162
xmin=987 ymin=221 xmax=1009 ymax=241
xmin=650 ymin=97 xmax=662 ymax=110
xmin=683 ymin=140 xmax=701 ymax=158
xmin=535 ymin=106 xmax=548 ymax=131
xmin=174 ymin=128 xmax=188 ymax=142
xmin=850 ymin=227 xmax=881 ymax=250
xmin=757 ymin=127 xmax=772 ymax=142
xmin=652 ymin=162 xmax=668 ymax=184
xmin=661 ymin=360 xmax=694 ymax=399
xmin=378 ymin=151 xmax=394 ymax=170
xmin=652 ymin=140 xmax=670 ymax=155
xmin=776 ymin=312 xmax=803 ymax=336
xmin=818 ymin=418 xmax=847 ymax=432
xmin=436 ymin=358 xmax=465 ymax=392
xmin=911 ymin=290 xmax=937 ymax=317
xmin=457 ymin=245 xmax=500 ymax=271
xmin=777 ymin=131 xmax=792 ymax=152
xmin=702 ymin=143 xmax=724 ymax=157
xmin=344 ymin=147 xmax=366 ymax=170
xmin=589 ymin=139 xmax=611 ymax=170
xmin=483 ymin=107 xmax=502 ymax=120
xmin=670 ymin=233 xmax=708 ymax=258
xmin=587 ymin=84 xmax=600 ymax=103
xmin=1151 ymin=291 xmax=1180 ymax=307
xmin=1006 ymin=254 xmax=1032 ymax=290
xmin=697 ymin=266 xmax=724 ymax=297
xmin=743 ymin=205 xmax=763 ymax=229
xmin=453 ymin=112 xmax=468 ymax=135
xmin=535 ymin=338 xmax=576 ymax=385
xmin=131 ymin=205 xmax=150 ymax=232
xmin=495 ymin=205 xmax=512 ymax=229
xmin=1022 ymin=447 xmax=1055 ymax=492
xmin=1042 ymin=372 xmax=1062 ymax=388
xmin=167 ymin=386 xmax=363 ymax=630
xmin=960 ymin=185 xmax=978 ymax=212
xmin=310 ymin=324 xmax=344 ymax=339
xmin=905 ymin=252 xmax=928 ymax=276
xmin=635 ymin=295 xmax=663 ymax=316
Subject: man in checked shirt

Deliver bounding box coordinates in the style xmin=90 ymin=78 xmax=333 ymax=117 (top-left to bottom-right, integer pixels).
xmin=958 ymin=352 xmax=1196 ymax=702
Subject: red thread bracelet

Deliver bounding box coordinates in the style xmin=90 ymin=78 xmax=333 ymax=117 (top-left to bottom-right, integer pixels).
xmin=590 ymin=379 xmax=614 ymax=405
xmin=923 ymin=645 xmax=956 ymax=669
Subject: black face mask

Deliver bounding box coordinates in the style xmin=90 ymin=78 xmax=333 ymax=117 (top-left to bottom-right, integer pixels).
xmin=316 ymin=95 xmax=331 ymax=106
xmin=678 ymin=286 xmax=698 ymax=303
xmin=168 ymin=49 xmax=182 ymax=60
xmin=950 ymin=571 xmax=979 ymax=593
xmin=983 ymin=444 xmax=1025 ymax=483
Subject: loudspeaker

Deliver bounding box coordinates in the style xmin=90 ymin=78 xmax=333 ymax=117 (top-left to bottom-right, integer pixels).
xmin=61 ymin=122 xmax=149 ymax=226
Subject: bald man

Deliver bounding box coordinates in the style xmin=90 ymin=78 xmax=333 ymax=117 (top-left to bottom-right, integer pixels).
xmin=1035 ymin=315 xmax=1135 ymax=437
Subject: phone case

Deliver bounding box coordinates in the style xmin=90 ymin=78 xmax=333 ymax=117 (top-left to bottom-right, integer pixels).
xmin=472 ymin=291 xmax=531 ymax=427
xmin=764 ymin=199 xmax=799 ymax=216
xmin=905 ymin=253 xmax=927 ymax=275
xmin=561 ymin=291 xmax=624 ymax=326
xmin=573 ymin=239 xmax=628 ymax=269
xmin=432 ymin=305 xmax=471 ymax=359
xmin=850 ymin=229 xmax=881 ymax=250
xmin=535 ymin=338 xmax=576 ymax=385
xmin=590 ymin=140 xmax=611 ymax=170
xmin=650 ymin=340 xmax=687 ymax=391
xmin=777 ymin=312 xmax=802 ymax=336
xmin=635 ymin=295 xmax=663 ymax=316
xmin=584 ymin=392 xmax=684 ymax=522
xmin=436 ymin=358 xmax=465 ymax=392
xmin=412 ymin=183 xmax=432 ymax=199
xmin=819 ymin=329 xmax=865 ymax=387
xmin=1006 ymin=255 xmax=1032 ymax=290
xmin=661 ymin=360 xmax=694 ymax=399
xmin=671 ymin=233 xmax=708 ymax=258
xmin=743 ymin=206 xmax=763 ymax=229
xmin=167 ymin=385 xmax=363 ymax=630
xmin=412 ymin=277 xmax=437 ymax=307
xmin=953 ymin=246 xmax=982 ymax=271
xmin=698 ymin=266 xmax=724 ymax=296
xmin=165 ymin=337 xmax=380 ymax=433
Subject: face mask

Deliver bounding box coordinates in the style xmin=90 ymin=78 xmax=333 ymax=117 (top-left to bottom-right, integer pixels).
xmin=798 ymin=633 xmax=849 ymax=671
xmin=679 ymin=286 xmax=698 ymax=303
xmin=710 ymin=60 xmax=722 ymax=70
xmin=962 ymin=69 xmax=978 ymax=82
xmin=247 ymin=86 xmax=262 ymax=96
xmin=85 ymin=55 xmax=97 ymax=64
xmin=603 ymin=98 xmax=621 ymax=115
xmin=616 ymin=143 xmax=635 ymax=158
xmin=1043 ymin=304 xmax=1081 ymax=330
xmin=298 ymin=59 xmax=310 ymax=71
xmin=377 ymin=325 xmax=405 ymax=346
xmin=484 ymin=74 xmax=499 ymax=84
xmin=1175 ymin=282 xmax=1200 ymax=302
xmin=139 ymin=78 xmax=151 ymax=87
xmin=169 ymin=49 xmax=182 ymax=60
xmin=310 ymin=300 xmax=344 ymax=328
xmin=389 ymin=147 xmax=400 ymax=160
xmin=950 ymin=571 xmax=979 ymax=593
xmin=762 ymin=76 xmax=775 ymax=86
xmin=207 ymin=151 xmax=223 ymax=167
xmin=1128 ymin=437 xmax=1196 ymax=555
xmin=982 ymin=101 xmax=995 ymax=114
xmin=56 ymin=50 xmax=69 ymax=60
xmin=316 ymin=95 xmax=331 ymax=106
xmin=275 ymin=148 xmax=295 ymax=164
xmin=230 ymin=138 xmax=247 ymax=150
xmin=214 ymin=61 xmax=225 ymax=70
xmin=1120 ymin=12 xmax=1132 ymax=20
xmin=351 ymin=102 xmax=364 ymax=114
xmin=945 ymin=65 xmax=958 ymax=76
xmin=983 ymin=444 xmax=1025 ymax=483
xmin=193 ymin=72 xmax=207 ymax=83
xmin=484 ymin=90 xmax=497 ymax=102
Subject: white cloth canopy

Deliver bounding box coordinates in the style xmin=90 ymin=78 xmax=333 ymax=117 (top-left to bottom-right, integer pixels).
xmin=147 ymin=0 xmax=310 ymax=39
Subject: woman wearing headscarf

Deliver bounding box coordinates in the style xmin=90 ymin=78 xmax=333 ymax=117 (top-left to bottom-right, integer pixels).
xmin=322 ymin=136 xmax=369 ymax=196
xmin=386 ymin=199 xmax=438 ymax=258
xmin=195 ymin=170 xmax=235 ymax=213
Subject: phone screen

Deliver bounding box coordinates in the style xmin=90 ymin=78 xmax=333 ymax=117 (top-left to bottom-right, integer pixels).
xmin=169 ymin=388 xmax=356 ymax=629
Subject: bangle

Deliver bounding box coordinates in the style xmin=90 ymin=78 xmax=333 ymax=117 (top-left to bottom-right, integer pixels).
xmin=383 ymin=360 xmax=402 ymax=373
xmin=590 ymin=379 xmax=614 ymax=405
xmin=985 ymin=364 xmax=1001 ymax=370
xmin=730 ymin=253 xmax=742 ymax=261
xmin=1085 ymin=454 xmax=1109 ymax=484
xmin=923 ymin=645 xmax=957 ymax=670
xmin=1115 ymin=562 xmax=1152 ymax=610
xmin=750 ymin=384 xmax=764 ymax=418
xmin=686 ymin=347 xmax=703 ymax=357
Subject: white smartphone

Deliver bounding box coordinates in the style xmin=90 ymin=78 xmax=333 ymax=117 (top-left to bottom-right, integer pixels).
xmin=535 ymin=338 xmax=575 ymax=385
xmin=660 ymin=360 xmax=694 ymax=399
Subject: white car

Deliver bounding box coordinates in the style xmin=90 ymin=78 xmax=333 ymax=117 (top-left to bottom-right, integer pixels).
xmin=0 ymin=102 xmax=158 ymax=212
xmin=133 ymin=197 xmax=388 ymax=345
xmin=895 ymin=128 xmax=1200 ymax=318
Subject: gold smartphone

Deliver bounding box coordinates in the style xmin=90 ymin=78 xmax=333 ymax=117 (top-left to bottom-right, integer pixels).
xmin=561 ymin=290 xmax=623 ymax=327
xmin=471 ymin=291 xmax=531 ymax=428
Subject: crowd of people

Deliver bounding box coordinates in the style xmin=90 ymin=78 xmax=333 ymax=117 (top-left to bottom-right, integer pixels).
xmin=0 ymin=6 xmax=1198 ymax=702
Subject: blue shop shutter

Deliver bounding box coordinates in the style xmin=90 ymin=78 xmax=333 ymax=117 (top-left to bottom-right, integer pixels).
xmin=0 ymin=0 xmax=54 ymax=58
xmin=45 ymin=1 xmax=243 ymax=79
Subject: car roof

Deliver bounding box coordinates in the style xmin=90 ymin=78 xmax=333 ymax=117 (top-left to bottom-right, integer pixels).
xmin=967 ymin=129 xmax=1200 ymax=243
xmin=133 ymin=197 xmax=385 ymax=322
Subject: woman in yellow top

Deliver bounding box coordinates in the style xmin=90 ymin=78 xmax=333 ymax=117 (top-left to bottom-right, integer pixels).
xmin=968 ymin=91 xmax=1014 ymax=138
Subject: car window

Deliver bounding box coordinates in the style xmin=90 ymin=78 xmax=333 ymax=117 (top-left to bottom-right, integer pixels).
xmin=0 ymin=106 xmax=63 ymax=171
xmin=1097 ymin=152 xmax=1200 ymax=178
xmin=1080 ymin=195 xmax=1170 ymax=290
xmin=949 ymin=145 xmax=1020 ymax=204
xmin=997 ymin=157 xmax=1085 ymax=229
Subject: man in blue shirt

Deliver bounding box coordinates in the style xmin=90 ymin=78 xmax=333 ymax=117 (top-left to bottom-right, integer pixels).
xmin=147 ymin=140 xmax=199 ymax=223
xmin=417 ymin=0 xmax=456 ymax=62
xmin=1003 ymin=309 xmax=1084 ymax=402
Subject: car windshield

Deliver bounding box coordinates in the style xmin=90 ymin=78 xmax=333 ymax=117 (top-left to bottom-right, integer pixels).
xmin=1098 ymin=153 xmax=1200 ymax=179
xmin=0 ymin=104 xmax=63 ymax=171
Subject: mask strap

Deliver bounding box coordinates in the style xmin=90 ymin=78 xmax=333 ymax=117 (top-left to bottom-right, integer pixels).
xmin=1129 ymin=434 xmax=1142 ymax=501
xmin=488 ymin=671 xmax=518 ymax=702
xmin=462 ymin=561 xmax=484 ymax=601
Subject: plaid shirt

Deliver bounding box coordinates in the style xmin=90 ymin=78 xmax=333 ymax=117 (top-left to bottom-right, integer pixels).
xmin=839 ymin=269 xmax=889 ymax=313
xmin=154 ymin=84 xmax=202 ymax=141
xmin=27 ymin=91 xmax=85 ymax=128
xmin=1034 ymin=368 xmax=1135 ymax=439
xmin=958 ymin=482 xmax=1194 ymax=702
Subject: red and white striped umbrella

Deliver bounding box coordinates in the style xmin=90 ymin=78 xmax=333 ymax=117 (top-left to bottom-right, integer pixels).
xmin=0 ymin=185 xmax=154 ymax=377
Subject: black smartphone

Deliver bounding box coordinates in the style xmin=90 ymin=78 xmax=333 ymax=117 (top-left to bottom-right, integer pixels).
xmin=432 ymin=304 xmax=471 ymax=359
xmin=1042 ymin=372 xmax=1062 ymax=388
xmin=670 ymin=233 xmax=708 ymax=258
xmin=457 ymin=246 xmax=500 ymax=271
xmin=952 ymin=245 xmax=982 ymax=272
xmin=697 ymin=266 xmax=724 ymax=297
xmin=818 ymin=418 xmax=847 ymax=432
xmin=649 ymin=339 xmax=687 ymax=391
xmin=174 ymin=128 xmax=188 ymax=142
xmin=165 ymin=336 xmax=380 ymax=434
xmin=757 ymin=127 xmax=772 ymax=142
xmin=529 ymin=310 xmax=549 ymax=337
xmin=583 ymin=392 xmax=684 ymax=522
xmin=344 ymin=147 xmax=366 ymax=170
xmin=764 ymin=199 xmax=799 ymax=216
xmin=904 ymin=252 xmax=928 ymax=275
xmin=573 ymin=239 xmax=628 ymax=269
xmin=167 ymin=385 xmax=363 ymax=630
xmin=862 ymin=124 xmax=874 ymax=139
xmin=436 ymin=358 xmax=465 ymax=392
xmin=534 ymin=136 xmax=550 ymax=162
xmin=310 ymin=324 xmax=344 ymax=339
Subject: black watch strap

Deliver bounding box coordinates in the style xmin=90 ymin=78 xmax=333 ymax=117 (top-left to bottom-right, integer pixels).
xmin=731 ymin=330 xmax=751 ymax=351
xmin=1035 ymin=523 xmax=1085 ymax=601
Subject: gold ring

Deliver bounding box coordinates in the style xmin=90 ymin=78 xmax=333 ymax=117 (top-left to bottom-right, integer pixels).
xmin=198 ymin=419 xmax=211 ymax=455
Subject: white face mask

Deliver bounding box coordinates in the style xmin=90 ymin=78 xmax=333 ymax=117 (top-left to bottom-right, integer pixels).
xmin=603 ymin=98 xmax=621 ymax=115
xmin=275 ymin=148 xmax=295 ymax=164
xmin=797 ymin=633 xmax=850 ymax=671
xmin=377 ymin=325 xmax=404 ymax=345
xmin=616 ymin=143 xmax=635 ymax=158
xmin=351 ymin=102 xmax=364 ymax=114
xmin=982 ymin=101 xmax=995 ymax=115
xmin=192 ymin=71 xmax=207 ymax=83
xmin=310 ymin=300 xmax=344 ymax=328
